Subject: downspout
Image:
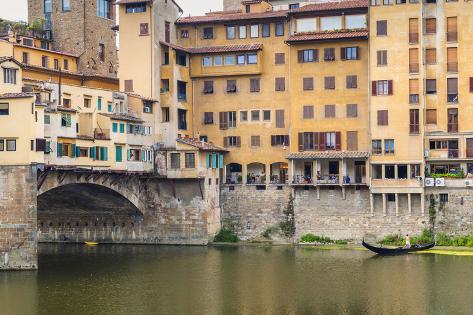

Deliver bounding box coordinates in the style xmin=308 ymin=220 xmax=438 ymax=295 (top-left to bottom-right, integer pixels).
xmin=367 ymin=5 xmax=371 ymax=188
xmin=150 ymin=3 xmax=153 ymax=98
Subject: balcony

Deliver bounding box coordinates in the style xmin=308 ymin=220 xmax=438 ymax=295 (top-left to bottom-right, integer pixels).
xmin=292 ymin=175 xmax=313 ymax=185
xmin=409 ymin=33 xmax=419 ymax=44
xmin=409 ymin=63 xmax=419 ymax=73
xmin=448 ymin=149 xmax=459 ymax=158
xmin=447 ymin=93 xmax=458 ymax=104
xmin=447 ymin=32 xmax=457 ymax=43
xmin=447 ymin=62 xmax=458 ymax=73
xmin=94 ymin=128 xmax=110 ymax=140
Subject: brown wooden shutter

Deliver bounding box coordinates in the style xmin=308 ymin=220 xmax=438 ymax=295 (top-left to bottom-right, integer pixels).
xmin=284 ymin=135 xmax=290 ymax=146
xmin=303 ymin=77 xmax=313 ymax=90
xmin=371 ymin=81 xmax=377 ymax=96
xmin=250 ymin=78 xmax=260 ymax=92
xmin=447 ymin=78 xmax=458 ymax=94
xmin=124 ymin=80 xmax=133 ymax=92
xmin=223 ymin=137 xmax=228 ymax=147
xmin=298 ymin=133 xmax=303 ymax=151
xmin=276 ymin=109 xmax=285 ymax=128
xmin=275 ymin=53 xmax=285 ymax=65
xmin=425 ymin=49 xmax=436 ymax=64
xmin=346 ymin=104 xmax=357 ymax=118
xmin=271 ymin=135 xmax=275 ymax=146
xmin=447 ymin=17 xmax=457 ymax=41
xmin=275 ymin=77 xmax=285 ymax=91
xmin=319 ymin=132 xmax=326 ymax=151
xmin=298 ymin=50 xmax=303 ymax=63
xmin=426 ymin=109 xmax=437 ymax=124
xmin=236 ymin=136 xmax=241 ymax=147
xmin=325 ymin=105 xmax=335 ymax=118
xmin=313 ymin=132 xmax=319 ymax=150
xmin=409 ymin=18 xmax=418 ymax=42
xmin=388 ymin=80 xmax=393 ymax=95
xmin=219 ymin=112 xmax=228 ymax=130
xmin=303 ymin=105 xmax=314 ymax=119
xmin=470 ymin=77 xmax=473 ymax=93
xmin=346 ymin=131 xmax=358 ymax=151
xmin=409 ymin=79 xmax=419 ymax=94
xmin=313 ymin=49 xmax=319 ymax=61
xmin=335 ymin=132 xmax=341 ymax=151
xmin=425 ymin=18 xmax=436 ymax=34
xmin=340 ymin=47 xmax=346 ymax=60
xmin=377 ymin=110 xmax=388 ymax=126
xmin=377 ymin=20 xmax=387 ymax=36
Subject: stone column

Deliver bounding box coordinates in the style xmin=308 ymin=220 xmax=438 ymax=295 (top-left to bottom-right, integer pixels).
xmin=316 ymin=186 xmax=320 ymax=200
xmin=265 ymin=163 xmax=271 ymax=185
xmin=381 ymin=164 xmax=385 ymax=179
xmin=408 ymin=193 xmax=412 ymax=216
xmin=421 ymin=193 xmax=425 ymax=216
xmin=370 ymin=193 xmax=374 ymax=217
xmin=339 ymin=159 xmax=344 ymax=185
xmin=312 ymin=160 xmax=317 ymax=185
xmin=382 ymin=193 xmax=387 ymax=216
xmin=394 ymin=164 xmax=399 ymax=179
xmin=242 ymin=164 xmax=247 ymax=185
xmin=290 ymin=159 xmax=294 ymax=184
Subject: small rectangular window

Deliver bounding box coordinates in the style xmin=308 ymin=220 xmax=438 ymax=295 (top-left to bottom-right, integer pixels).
xmin=251 ymin=110 xmax=260 ymax=121
xmin=62 ymin=0 xmax=71 ymax=11
xmin=250 ymin=24 xmax=259 ymax=38
xmin=263 ymin=110 xmax=271 ymax=121
xmin=171 ymin=153 xmax=180 ymax=169
xmin=0 ymin=103 xmax=9 ymax=115
xmin=237 ymin=55 xmax=246 ymax=65
xmin=140 ymin=23 xmax=149 ymax=35
xmin=227 ymin=26 xmax=236 ymax=39
xmin=203 ymin=27 xmax=214 ymax=39
xmin=275 ymin=22 xmax=284 ymax=36
xmin=240 ymin=111 xmax=248 ymax=122
xmin=3 ymin=67 xmax=17 ymax=84
xmin=262 ymin=23 xmax=270 ymax=37
xmin=185 ymin=153 xmax=195 ymax=168
xmin=6 ymin=139 xmax=16 ymax=151
xmin=239 ymin=25 xmax=247 ymax=38
xmin=377 ymin=20 xmax=387 ymax=36
xmin=247 ymin=53 xmax=258 ymax=64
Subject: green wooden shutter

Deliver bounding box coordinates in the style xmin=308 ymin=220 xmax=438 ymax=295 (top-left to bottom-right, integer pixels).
xmin=112 ymin=123 xmax=118 ymax=133
xmin=90 ymin=147 xmax=96 ymax=160
xmin=120 ymin=123 xmax=125 ymax=133
xmin=141 ymin=149 xmax=146 ymax=161
xmin=66 ymin=114 xmax=71 ymax=127
xmin=71 ymin=144 xmax=76 ymax=158
xmin=98 ymin=97 xmax=102 ymax=111
xmin=219 ymin=154 xmax=224 ymax=169
xmin=57 ymin=143 xmax=63 ymax=157
xmin=115 ymin=146 xmax=122 ymax=162
xmin=206 ymin=153 xmax=211 ymax=168
xmin=127 ymin=149 xmax=131 ymax=161
xmin=212 ymin=154 xmax=217 ymax=168
xmin=104 ymin=147 xmax=108 ymax=161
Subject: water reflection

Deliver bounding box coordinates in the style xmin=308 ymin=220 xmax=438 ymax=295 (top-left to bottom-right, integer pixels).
xmin=0 ymin=244 xmax=472 ymax=314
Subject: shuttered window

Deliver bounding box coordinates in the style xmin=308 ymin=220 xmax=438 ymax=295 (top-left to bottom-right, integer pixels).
xmin=275 ymin=109 xmax=285 ymax=128
xmin=447 ymin=47 xmax=457 ymax=72
xmin=346 ymin=75 xmax=357 ymax=89
xmin=251 ymin=135 xmax=260 ymax=147
xmin=372 ymin=80 xmax=393 ymax=96
xmin=447 ymin=17 xmax=457 ymax=42
xmin=447 ymin=78 xmax=458 ymax=103
xmin=324 ymin=48 xmax=335 ymax=61
xmin=377 ymin=50 xmax=387 ymax=66
xmin=275 ymin=77 xmax=285 ymax=91
xmin=203 ymin=112 xmax=214 ymax=124
xmin=426 ymin=79 xmax=436 ymax=94
xmin=409 ymin=79 xmax=419 ymax=104
xmin=377 ymin=110 xmax=388 ymax=126
xmin=346 ymin=104 xmax=358 ymax=118
xmin=303 ymin=105 xmax=314 ymax=119
xmin=409 ymin=18 xmax=418 ymax=43
xmin=340 ymin=47 xmax=359 ymax=60
xmin=303 ymin=77 xmax=314 ymax=90
xmin=324 ymin=76 xmax=335 ymax=90
xmin=470 ymin=77 xmax=473 ymax=93
xmin=409 ymin=48 xmax=419 ymax=73
xmin=275 ymin=53 xmax=285 ymax=65
xmin=250 ymin=78 xmax=260 ymax=92
xmin=271 ymin=135 xmax=290 ymax=146
xmin=346 ymin=131 xmax=358 ymax=151
xmin=324 ymin=105 xmax=336 ymax=118
xmin=409 ymin=109 xmax=419 ymax=134
xmin=426 ymin=109 xmax=437 ymax=124
xmin=124 ymin=80 xmax=133 ymax=92
xmin=447 ymin=108 xmax=458 ymax=133
xmin=219 ymin=112 xmax=228 ymax=129
xmin=425 ymin=48 xmax=436 ymax=65
xmin=298 ymin=49 xmax=318 ymax=63
xmin=377 ymin=20 xmax=387 ymax=36
xmin=425 ymin=18 xmax=436 ymax=34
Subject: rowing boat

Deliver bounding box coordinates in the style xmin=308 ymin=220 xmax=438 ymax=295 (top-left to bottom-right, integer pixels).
xmin=362 ymin=240 xmax=435 ymax=255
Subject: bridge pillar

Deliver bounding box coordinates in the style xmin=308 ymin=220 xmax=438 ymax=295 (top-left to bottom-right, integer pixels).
xmin=0 ymin=165 xmax=38 ymax=270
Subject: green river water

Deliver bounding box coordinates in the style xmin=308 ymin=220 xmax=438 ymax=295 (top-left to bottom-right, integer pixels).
xmin=1 ymin=244 xmax=473 ymax=314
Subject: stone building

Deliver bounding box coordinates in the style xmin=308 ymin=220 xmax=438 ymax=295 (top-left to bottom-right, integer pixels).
xmin=27 ymin=0 xmax=118 ymax=77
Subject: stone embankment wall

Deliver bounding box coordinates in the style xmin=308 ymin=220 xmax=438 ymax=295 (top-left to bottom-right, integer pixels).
xmin=221 ymin=186 xmax=447 ymax=241
xmin=0 ymin=165 xmax=37 ymax=270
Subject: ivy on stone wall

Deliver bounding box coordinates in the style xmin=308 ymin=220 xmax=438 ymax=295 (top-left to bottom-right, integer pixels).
xmin=279 ymin=195 xmax=295 ymax=238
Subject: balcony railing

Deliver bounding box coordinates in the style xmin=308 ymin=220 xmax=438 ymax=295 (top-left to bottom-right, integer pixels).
xmin=317 ymin=175 xmax=340 ymax=185
xmin=409 ymin=33 xmax=419 ymax=44
xmin=447 ymin=62 xmax=458 ymax=73
xmin=409 ymin=94 xmax=419 ymax=104
xmin=226 ymin=174 xmax=242 ymax=184
xmin=247 ymin=175 xmax=266 ymax=185
xmin=94 ymin=128 xmax=110 ymax=140
xmin=409 ymin=63 xmax=419 ymax=73
xmin=447 ymin=31 xmax=458 ymax=42
xmin=270 ymin=176 xmax=287 ymax=185
xmin=448 ymin=149 xmax=459 ymax=158
xmin=292 ymin=175 xmax=312 ymax=185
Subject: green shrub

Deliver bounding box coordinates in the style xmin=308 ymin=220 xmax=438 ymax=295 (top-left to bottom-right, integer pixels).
xmin=213 ymin=228 xmax=239 ymax=243
xmin=435 ymin=233 xmax=453 ymax=246
xmin=261 ymin=226 xmax=279 ymax=239
xmin=412 ymin=229 xmax=434 ymax=245
xmin=467 ymin=238 xmax=473 ymax=248
xmin=379 ymin=234 xmax=405 ymax=246
xmin=335 ymin=240 xmax=348 ymax=245
xmin=300 ymin=234 xmax=332 ymax=244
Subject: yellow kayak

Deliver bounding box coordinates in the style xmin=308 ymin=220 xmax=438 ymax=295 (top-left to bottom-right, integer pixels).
xmin=84 ymin=242 xmax=99 ymax=246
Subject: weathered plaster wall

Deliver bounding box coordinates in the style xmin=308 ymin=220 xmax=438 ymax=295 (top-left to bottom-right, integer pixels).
xmin=0 ymin=166 xmax=37 ymax=270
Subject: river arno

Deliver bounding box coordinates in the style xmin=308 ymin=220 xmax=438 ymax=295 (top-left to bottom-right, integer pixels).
xmin=1 ymin=244 xmax=473 ymax=315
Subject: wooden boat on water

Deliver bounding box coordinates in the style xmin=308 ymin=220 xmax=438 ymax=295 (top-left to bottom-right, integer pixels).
xmin=362 ymin=240 xmax=435 ymax=255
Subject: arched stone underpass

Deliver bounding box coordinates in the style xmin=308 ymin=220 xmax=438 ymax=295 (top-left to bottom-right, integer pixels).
xmin=37 ymin=183 xmax=145 ymax=243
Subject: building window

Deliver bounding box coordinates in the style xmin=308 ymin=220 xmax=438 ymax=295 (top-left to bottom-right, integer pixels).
xmin=171 ymin=153 xmax=180 ymax=169
xmin=53 ymin=59 xmax=59 ymax=70
xmin=203 ymin=81 xmax=214 ymax=94
xmin=447 ymin=108 xmax=458 ymax=133
xmin=185 ymin=153 xmax=195 ymax=168
xmin=262 ymin=23 xmax=270 ymax=37
xmin=162 ymin=107 xmax=170 ymax=122
xmin=447 ymin=78 xmax=458 ymax=103
xmin=346 ymin=104 xmax=358 ymax=118
xmin=178 ymin=109 xmax=187 ymax=130
xmin=98 ymin=43 xmax=105 ymax=62
xmin=372 ymin=140 xmax=382 ymax=155
xmin=161 ymin=79 xmax=170 ymax=93
xmin=289 ymin=3 xmax=300 ymax=9
xmin=177 ymin=81 xmax=187 ymax=100
xmin=275 ymin=77 xmax=285 ymax=91
xmin=143 ymin=101 xmax=153 ymax=113
xmin=410 ymin=109 xmax=419 ymax=134
xmin=425 ymin=18 xmax=436 ymax=34
xmin=240 ymin=111 xmax=248 ymax=122
xmin=377 ymin=50 xmax=387 ymax=66
xmin=3 ymin=68 xmax=16 ymax=84
xmin=97 ymin=0 xmax=111 ymax=19
xmin=63 ymin=59 xmax=69 ymax=70
xmin=251 ymin=110 xmax=260 ymax=122
xmin=62 ymin=0 xmax=71 ymax=11
xmin=224 ymin=136 xmax=240 ymax=147
xmin=203 ymin=27 xmax=214 ymax=39
xmin=373 ymin=80 xmax=393 ymax=96
xmin=224 ymin=55 xmax=235 ymax=65
xmin=324 ymin=76 xmax=335 ymax=90
xmin=247 ymin=53 xmax=258 ymax=64
xmin=44 ymin=0 xmax=52 ymax=13
xmin=0 ymin=103 xmax=9 ymax=115
xmin=377 ymin=110 xmax=388 ymax=126
xmin=250 ymin=78 xmax=260 ymax=92
xmin=180 ymin=29 xmax=189 ymax=38
xmin=324 ymin=48 xmax=335 ymax=61
xmin=271 ymin=135 xmax=289 ymax=146
xmin=251 ymin=135 xmax=260 ymax=147
xmin=41 ymin=56 xmax=49 ymax=68
xmin=298 ymin=49 xmax=318 ymax=63
xmin=250 ymin=24 xmax=259 ymax=38
xmin=44 ymin=114 xmax=50 ymax=124
xmin=385 ymin=139 xmax=395 ymax=154
xmin=303 ymin=105 xmax=314 ymax=119
xmin=203 ymin=112 xmax=214 ymax=124
xmin=6 ymin=139 xmax=16 ymax=151
xmin=140 ymin=23 xmax=149 ymax=35
xmin=238 ymin=25 xmax=247 ymax=39
xmin=377 ymin=20 xmax=387 ymax=36
xmin=426 ymin=109 xmax=437 ymax=124
xmin=227 ymin=26 xmax=236 ymax=39
xmin=325 ymin=105 xmax=336 ymax=118
xmin=263 ymin=110 xmax=271 ymax=121
xmin=226 ymin=80 xmax=237 ymax=93
xmin=439 ymin=193 xmax=449 ymax=204
xmin=84 ymin=98 xmax=91 ymax=108
xmin=342 ymin=47 xmax=358 ymax=60
xmin=275 ymin=22 xmax=284 ymax=36
xmin=63 ymin=98 xmax=71 ymax=108
xmin=346 ymin=75 xmax=357 ymax=89
xmin=303 ymin=77 xmax=313 ymax=91
xmin=126 ymin=3 xmax=146 ymax=13
xmin=236 ymin=54 xmax=246 ymax=65
xmin=426 ymin=79 xmax=436 ymax=94
xmin=61 ymin=113 xmax=72 ymax=127
xmin=22 ymin=52 xmax=29 ymax=64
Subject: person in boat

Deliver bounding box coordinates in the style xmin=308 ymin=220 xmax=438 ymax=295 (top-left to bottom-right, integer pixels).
xmin=405 ymin=234 xmax=411 ymax=249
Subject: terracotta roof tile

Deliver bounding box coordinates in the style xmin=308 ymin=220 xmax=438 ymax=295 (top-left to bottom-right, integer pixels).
xmin=0 ymin=92 xmax=34 ymax=100
xmin=126 ymin=93 xmax=159 ymax=103
xmin=287 ymin=151 xmax=369 ymax=159
xmin=286 ymin=30 xmax=368 ymax=43
xmin=289 ymin=0 xmax=368 ymax=13
xmin=99 ymin=113 xmax=144 ymax=123
xmin=176 ymin=10 xmax=287 ymax=24
xmin=114 ymin=0 xmax=152 ymax=4
xmin=177 ymin=138 xmax=228 ymax=152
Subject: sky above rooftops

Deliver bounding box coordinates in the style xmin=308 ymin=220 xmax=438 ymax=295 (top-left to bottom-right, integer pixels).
xmin=0 ymin=0 xmax=223 ymax=22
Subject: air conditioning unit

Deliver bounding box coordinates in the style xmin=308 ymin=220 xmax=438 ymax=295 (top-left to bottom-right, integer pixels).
xmin=425 ymin=177 xmax=435 ymax=187
xmin=465 ymin=180 xmax=473 ymax=187
xmin=435 ymin=178 xmax=446 ymax=187
xmin=424 ymin=150 xmax=429 ymax=158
